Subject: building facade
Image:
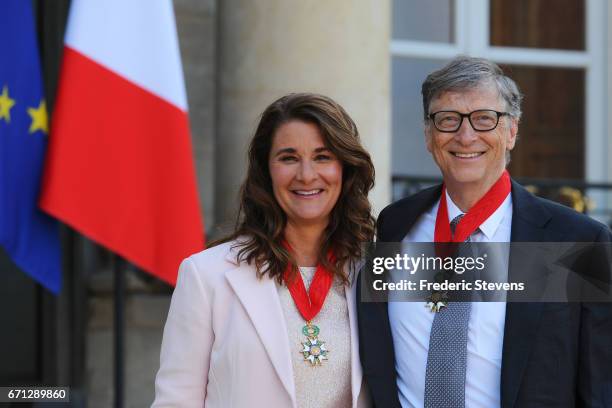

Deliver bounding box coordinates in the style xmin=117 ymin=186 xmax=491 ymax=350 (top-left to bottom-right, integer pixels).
xmin=1 ymin=1 xmax=610 ymax=407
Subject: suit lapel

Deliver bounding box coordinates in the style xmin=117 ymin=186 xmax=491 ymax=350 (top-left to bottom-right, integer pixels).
xmin=501 ymin=181 xmax=552 ymax=408
xmin=381 ymin=184 xmax=442 ymax=242
xmin=345 ymin=278 xmax=363 ymax=407
xmin=224 ymin=253 xmax=296 ymax=406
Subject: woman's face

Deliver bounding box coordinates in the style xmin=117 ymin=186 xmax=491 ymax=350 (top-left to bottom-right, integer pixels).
xmin=268 ymin=120 xmax=343 ymax=231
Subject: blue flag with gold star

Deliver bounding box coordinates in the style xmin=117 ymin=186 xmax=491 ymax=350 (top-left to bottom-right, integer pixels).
xmin=0 ymin=0 xmax=61 ymax=293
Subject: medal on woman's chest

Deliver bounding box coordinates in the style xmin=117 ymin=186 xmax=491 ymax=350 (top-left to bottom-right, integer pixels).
xmin=283 ymin=252 xmax=335 ymax=366
xmin=301 ymin=321 xmax=328 ymax=365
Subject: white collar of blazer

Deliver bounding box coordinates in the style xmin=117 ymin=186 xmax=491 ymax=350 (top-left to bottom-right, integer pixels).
xmin=223 ymin=243 xmax=363 ymax=407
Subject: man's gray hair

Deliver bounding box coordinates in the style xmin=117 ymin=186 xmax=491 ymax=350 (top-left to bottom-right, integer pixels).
xmin=421 ymin=56 xmax=523 ymax=121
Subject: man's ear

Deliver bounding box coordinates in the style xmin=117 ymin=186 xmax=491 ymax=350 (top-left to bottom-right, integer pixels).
xmin=506 ymin=117 xmax=518 ymax=150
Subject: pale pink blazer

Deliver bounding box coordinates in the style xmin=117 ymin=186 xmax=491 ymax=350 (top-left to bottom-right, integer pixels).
xmin=152 ymin=241 xmax=371 ymax=408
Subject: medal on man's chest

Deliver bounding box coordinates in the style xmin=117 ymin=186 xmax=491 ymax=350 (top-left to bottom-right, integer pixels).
xmin=425 ymin=291 xmax=449 ymax=312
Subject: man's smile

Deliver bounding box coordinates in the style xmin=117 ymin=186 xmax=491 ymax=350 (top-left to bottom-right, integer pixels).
xmin=450 ymin=151 xmax=485 ymax=159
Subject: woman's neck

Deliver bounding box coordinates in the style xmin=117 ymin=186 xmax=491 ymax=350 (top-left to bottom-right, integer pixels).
xmin=284 ymin=222 xmax=325 ymax=267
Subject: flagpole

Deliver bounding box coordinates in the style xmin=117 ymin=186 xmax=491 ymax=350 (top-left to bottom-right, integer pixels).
xmin=113 ymin=254 xmax=125 ymax=408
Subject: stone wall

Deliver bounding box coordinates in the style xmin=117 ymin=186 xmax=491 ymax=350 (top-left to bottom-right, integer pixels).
xmin=86 ymin=273 xmax=170 ymax=407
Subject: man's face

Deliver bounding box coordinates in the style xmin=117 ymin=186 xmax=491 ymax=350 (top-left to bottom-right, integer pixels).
xmin=425 ymin=85 xmax=518 ymax=193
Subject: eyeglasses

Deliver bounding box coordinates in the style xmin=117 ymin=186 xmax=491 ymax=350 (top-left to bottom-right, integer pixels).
xmin=428 ymin=110 xmax=510 ymax=132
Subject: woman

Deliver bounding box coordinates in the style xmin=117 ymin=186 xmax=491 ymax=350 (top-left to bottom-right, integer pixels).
xmin=153 ymin=93 xmax=375 ymax=407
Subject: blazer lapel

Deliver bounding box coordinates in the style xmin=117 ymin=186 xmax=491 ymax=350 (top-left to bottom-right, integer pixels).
xmin=501 ymin=181 xmax=552 ymax=408
xmin=224 ymin=253 xmax=296 ymax=406
xmin=345 ymin=279 xmax=363 ymax=407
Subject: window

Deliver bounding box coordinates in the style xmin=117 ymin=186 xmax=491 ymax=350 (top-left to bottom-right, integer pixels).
xmin=391 ymin=0 xmax=608 ymax=218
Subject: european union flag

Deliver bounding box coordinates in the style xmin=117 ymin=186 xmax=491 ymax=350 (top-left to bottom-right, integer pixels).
xmin=0 ymin=0 xmax=61 ymax=293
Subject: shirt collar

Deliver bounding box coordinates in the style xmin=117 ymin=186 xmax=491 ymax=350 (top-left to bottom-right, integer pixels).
xmin=445 ymin=190 xmax=512 ymax=240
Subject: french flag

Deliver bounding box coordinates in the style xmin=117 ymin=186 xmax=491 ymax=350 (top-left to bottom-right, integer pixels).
xmin=41 ymin=0 xmax=205 ymax=285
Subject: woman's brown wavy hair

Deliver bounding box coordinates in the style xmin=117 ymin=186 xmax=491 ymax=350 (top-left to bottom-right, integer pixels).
xmin=215 ymin=93 xmax=375 ymax=284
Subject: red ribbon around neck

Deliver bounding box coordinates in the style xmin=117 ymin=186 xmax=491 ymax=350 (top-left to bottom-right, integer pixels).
xmin=434 ymin=170 xmax=511 ymax=243
xmin=282 ymin=245 xmax=335 ymax=322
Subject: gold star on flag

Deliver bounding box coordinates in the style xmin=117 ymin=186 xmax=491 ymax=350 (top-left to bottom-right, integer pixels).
xmin=0 ymin=85 xmax=16 ymax=124
xmin=28 ymin=99 xmax=48 ymax=134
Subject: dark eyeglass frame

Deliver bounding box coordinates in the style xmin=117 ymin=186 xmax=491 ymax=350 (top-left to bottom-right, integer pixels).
xmin=428 ymin=109 xmax=510 ymax=133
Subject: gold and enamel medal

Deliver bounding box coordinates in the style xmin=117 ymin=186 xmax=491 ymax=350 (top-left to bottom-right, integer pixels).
xmin=425 ymin=290 xmax=449 ymax=313
xmin=301 ymin=321 xmax=328 ymax=365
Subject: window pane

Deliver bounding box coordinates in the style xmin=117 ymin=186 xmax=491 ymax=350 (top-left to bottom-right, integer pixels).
xmin=490 ymin=0 xmax=585 ymax=50
xmin=505 ymin=65 xmax=585 ymax=178
xmin=393 ymin=0 xmax=454 ymax=43
xmin=392 ymin=57 xmax=448 ymax=177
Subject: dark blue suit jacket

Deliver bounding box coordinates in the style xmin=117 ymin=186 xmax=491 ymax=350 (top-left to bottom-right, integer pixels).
xmin=357 ymin=180 xmax=612 ymax=408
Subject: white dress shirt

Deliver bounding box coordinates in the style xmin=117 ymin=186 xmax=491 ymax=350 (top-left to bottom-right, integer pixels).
xmin=388 ymin=190 xmax=512 ymax=408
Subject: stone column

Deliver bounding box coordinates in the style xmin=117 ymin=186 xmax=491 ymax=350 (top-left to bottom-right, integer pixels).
xmin=175 ymin=0 xmax=217 ymax=231
xmin=215 ymin=0 xmax=391 ymax=232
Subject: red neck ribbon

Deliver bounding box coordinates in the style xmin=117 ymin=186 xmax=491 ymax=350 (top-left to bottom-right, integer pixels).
xmin=283 ymin=247 xmax=335 ymax=322
xmin=434 ymin=170 xmax=511 ymax=243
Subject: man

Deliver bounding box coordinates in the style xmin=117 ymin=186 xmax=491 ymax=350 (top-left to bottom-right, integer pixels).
xmin=358 ymin=56 xmax=612 ymax=407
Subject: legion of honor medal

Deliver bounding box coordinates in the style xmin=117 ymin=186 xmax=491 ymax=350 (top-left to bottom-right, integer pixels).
xmin=425 ymin=291 xmax=448 ymax=313
xmin=283 ymin=244 xmax=335 ymax=367
xmin=426 ymin=271 xmax=450 ymax=313
xmin=301 ymin=321 xmax=328 ymax=365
